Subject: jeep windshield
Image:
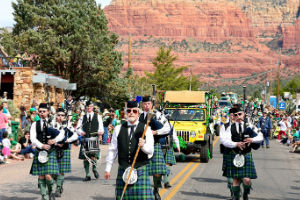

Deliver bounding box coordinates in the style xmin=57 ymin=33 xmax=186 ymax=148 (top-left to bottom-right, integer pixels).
xmin=165 ymin=109 xmax=205 ymax=121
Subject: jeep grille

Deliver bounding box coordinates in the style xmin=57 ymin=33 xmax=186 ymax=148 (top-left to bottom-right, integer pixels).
xmin=176 ymin=131 xmax=190 ymax=142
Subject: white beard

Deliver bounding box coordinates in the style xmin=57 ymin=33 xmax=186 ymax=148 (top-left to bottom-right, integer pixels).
xmin=128 ymin=117 xmax=137 ymax=123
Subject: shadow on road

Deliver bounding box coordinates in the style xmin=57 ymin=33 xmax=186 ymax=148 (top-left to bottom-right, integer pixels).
xmin=65 ymin=175 xmax=84 ymax=182
xmin=91 ymin=195 xmax=114 ymax=200
xmin=180 ymin=191 xmax=229 ymax=199
xmin=191 ymin=177 xmax=226 ymax=183
xmin=0 ymin=195 xmax=38 ymax=200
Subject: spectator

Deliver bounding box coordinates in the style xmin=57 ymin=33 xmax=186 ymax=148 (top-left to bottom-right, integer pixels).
xmin=66 ymin=96 xmax=73 ymax=112
xmin=278 ymin=115 xmax=291 ymax=141
xmin=257 ymin=111 xmax=272 ymax=148
xmin=22 ymin=116 xmax=32 ymax=130
xmin=20 ymin=105 xmax=27 ymax=128
xmin=19 ymin=130 xmax=36 ymax=158
xmin=102 ymin=109 xmax=111 ymax=145
xmin=0 ymin=105 xmax=8 ymax=143
xmin=30 ymin=107 xmax=40 ymax=122
xmin=1 ymin=132 xmax=11 ymax=163
xmin=49 ymin=102 xmax=56 ymax=116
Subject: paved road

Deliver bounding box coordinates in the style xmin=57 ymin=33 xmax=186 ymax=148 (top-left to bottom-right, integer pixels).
xmin=0 ymin=138 xmax=299 ymax=200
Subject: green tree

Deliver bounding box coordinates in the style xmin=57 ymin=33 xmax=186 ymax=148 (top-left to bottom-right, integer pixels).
xmin=1 ymin=0 xmax=127 ymax=106
xmin=146 ymin=46 xmax=200 ymax=91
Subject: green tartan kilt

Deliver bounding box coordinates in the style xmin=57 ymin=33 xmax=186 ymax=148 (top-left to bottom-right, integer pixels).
xmin=30 ymin=150 xmax=59 ymax=176
xmin=165 ymin=148 xmax=176 ymax=166
xmin=146 ymin=143 xmax=167 ymax=176
xmin=78 ymin=144 xmax=100 ymax=160
xmin=115 ymin=165 xmax=154 ymax=200
xmin=57 ymin=149 xmax=71 ymax=174
xmin=222 ymin=151 xmax=257 ymax=179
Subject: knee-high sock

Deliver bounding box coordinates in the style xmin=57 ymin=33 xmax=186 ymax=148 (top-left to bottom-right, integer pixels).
xmin=153 ymin=176 xmax=162 ymax=188
xmin=56 ymin=174 xmax=64 ymax=189
xmin=45 ymin=179 xmax=55 ymax=194
xmin=84 ymin=160 xmax=90 ymax=176
xmin=92 ymin=160 xmax=97 ymax=171
xmin=163 ymin=166 xmax=171 ymax=183
xmin=232 ymin=185 xmax=240 ymax=200
xmin=38 ymin=179 xmax=47 ymax=198
xmin=243 ymin=183 xmax=251 ymax=196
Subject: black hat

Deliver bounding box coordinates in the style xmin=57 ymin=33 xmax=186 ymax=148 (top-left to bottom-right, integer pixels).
xmin=56 ymin=108 xmax=65 ymax=113
xmin=86 ymin=101 xmax=93 ymax=106
xmin=127 ymin=101 xmax=138 ymax=108
xmin=229 ymin=108 xmax=237 ymax=114
xmin=142 ymin=96 xmax=151 ymax=102
xmin=233 ymin=105 xmax=243 ymax=113
xmin=38 ymin=103 xmax=49 ymax=110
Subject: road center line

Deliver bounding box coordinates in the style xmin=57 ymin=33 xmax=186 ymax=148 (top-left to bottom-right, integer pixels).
xmin=162 ymin=137 xmax=219 ymax=200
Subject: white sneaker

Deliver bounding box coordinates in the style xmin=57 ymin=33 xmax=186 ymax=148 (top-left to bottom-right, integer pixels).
xmin=5 ymin=161 xmax=10 ymax=164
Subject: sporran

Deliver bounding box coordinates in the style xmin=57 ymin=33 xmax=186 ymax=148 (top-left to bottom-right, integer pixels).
xmin=233 ymin=154 xmax=245 ymax=168
xmin=122 ymin=167 xmax=138 ymax=185
xmin=38 ymin=150 xmax=49 ymax=164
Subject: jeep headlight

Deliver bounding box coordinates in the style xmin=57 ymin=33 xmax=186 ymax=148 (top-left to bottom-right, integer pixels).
xmin=190 ymin=131 xmax=196 ymax=138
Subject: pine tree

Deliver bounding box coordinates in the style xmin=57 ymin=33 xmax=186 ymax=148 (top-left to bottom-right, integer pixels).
xmin=146 ymin=46 xmax=200 ymax=91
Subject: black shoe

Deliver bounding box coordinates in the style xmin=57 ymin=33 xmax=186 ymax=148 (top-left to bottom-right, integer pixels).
xmin=153 ymin=188 xmax=161 ymax=200
xmin=93 ymin=170 xmax=99 ymax=179
xmin=83 ymin=176 xmax=91 ymax=182
xmin=49 ymin=193 xmax=56 ymax=200
xmin=164 ymin=182 xmax=172 ymax=188
xmin=55 ymin=187 xmax=62 ymax=197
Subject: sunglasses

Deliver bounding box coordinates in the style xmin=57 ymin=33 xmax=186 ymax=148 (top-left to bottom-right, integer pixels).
xmin=127 ymin=109 xmax=138 ymax=114
xmin=234 ymin=112 xmax=243 ymax=117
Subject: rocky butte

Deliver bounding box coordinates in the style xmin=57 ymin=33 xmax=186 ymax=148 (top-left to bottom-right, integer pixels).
xmin=104 ymin=0 xmax=300 ymax=86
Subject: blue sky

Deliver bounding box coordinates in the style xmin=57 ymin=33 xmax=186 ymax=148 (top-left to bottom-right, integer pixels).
xmin=0 ymin=0 xmax=112 ymax=28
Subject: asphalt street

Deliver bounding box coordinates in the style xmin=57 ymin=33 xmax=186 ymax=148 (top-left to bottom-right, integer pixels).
xmin=0 ymin=138 xmax=299 ymax=200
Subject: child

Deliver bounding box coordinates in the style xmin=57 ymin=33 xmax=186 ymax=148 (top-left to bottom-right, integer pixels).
xmin=1 ymin=132 xmax=11 ymax=163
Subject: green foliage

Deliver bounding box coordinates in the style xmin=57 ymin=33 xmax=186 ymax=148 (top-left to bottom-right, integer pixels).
xmin=0 ymin=0 xmax=127 ymax=107
xmin=145 ymin=46 xmax=200 ymax=91
xmin=272 ymin=76 xmax=300 ymax=96
xmin=0 ymin=100 xmax=20 ymax=120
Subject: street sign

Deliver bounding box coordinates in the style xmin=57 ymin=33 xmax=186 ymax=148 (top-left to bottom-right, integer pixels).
xmin=279 ymin=101 xmax=286 ymax=110
xmin=270 ymin=96 xmax=277 ymax=108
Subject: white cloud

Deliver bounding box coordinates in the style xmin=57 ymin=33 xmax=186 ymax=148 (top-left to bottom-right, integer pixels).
xmin=0 ymin=0 xmax=112 ymax=28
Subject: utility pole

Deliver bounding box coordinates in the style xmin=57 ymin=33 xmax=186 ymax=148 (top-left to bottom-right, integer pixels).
xmin=128 ymin=34 xmax=132 ymax=70
xmin=276 ymin=48 xmax=281 ymax=109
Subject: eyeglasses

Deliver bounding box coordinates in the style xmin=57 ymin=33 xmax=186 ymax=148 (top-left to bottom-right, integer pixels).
xmin=234 ymin=112 xmax=243 ymax=117
xmin=127 ymin=109 xmax=138 ymax=114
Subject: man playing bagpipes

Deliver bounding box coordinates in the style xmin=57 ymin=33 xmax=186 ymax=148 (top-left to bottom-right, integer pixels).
xmin=220 ymin=105 xmax=263 ymax=200
xmin=139 ymin=96 xmax=171 ymax=200
xmin=104 ymin=101 xmax=155 ymax=200
xmin=52 ymin=108 xmax=78 ymax=197
xmin=30 ymin=103 xmax=65 ymax=200
xmin=77 ymin=101 xmax=104 ymax=181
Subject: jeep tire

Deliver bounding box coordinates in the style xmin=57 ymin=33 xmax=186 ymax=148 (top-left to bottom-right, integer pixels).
xmin=200 ymin=141 xmax=209 ymax=163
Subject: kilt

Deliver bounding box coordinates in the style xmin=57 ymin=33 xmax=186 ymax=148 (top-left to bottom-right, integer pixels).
xmin=30 ymin=150 xmax=59 ymax=176
xmin=147 ymin=143 xmax=167 ymax=176
xmin=165 ymin=148 xmax=176 ymax=166
xmin=222 ymin=151 xmax=257 ymax=179
xmin=57 ymin=149 xmax=71 ymax=174
xmin=116 ymin=165 xmax=154 ymax=200
xmin=78 ymin=144 xmax=100 ymax=160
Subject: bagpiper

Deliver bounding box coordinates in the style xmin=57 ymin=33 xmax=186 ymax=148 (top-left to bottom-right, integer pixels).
xmin=220 ymin=105 xmax=263 ymax=200
xmin=140 ymin=96 xmax=171 ymax=200
xmin=30 ymin=103 xmax=64 ymax=200
xmin=104 ymin=100 xmax=154 ymax=200
xmin=161 ymin=122 xmax=180 ymax=188
xmin=77 ymin=101 xmax=104 ymax=181
xmin=52 ymin=108 xmax=78 ymax=197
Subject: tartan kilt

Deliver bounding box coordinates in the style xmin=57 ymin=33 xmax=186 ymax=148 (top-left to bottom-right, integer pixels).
xmin=30 ymin=150 xmax=59 ymax=176
xmin=78 ymin=144 xmax=100 ymax=160
xmin=146 ymin=143 xmax=167 ymax=176
xmin=165 ymin=148 xmax=176 ymax=166
xmin=222 ymin=151 xmax=257 ymax=179
xmin=116 ymin=165 xmax=154 ymax=200
xmin=57 ymin=149 xmax=71 ymax=174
